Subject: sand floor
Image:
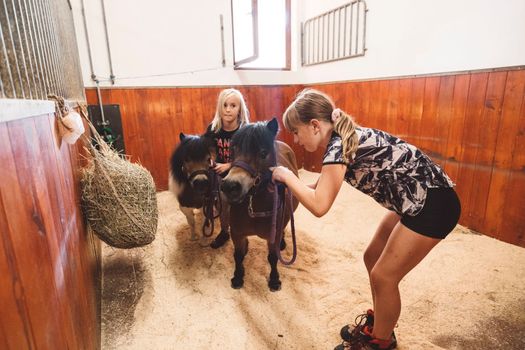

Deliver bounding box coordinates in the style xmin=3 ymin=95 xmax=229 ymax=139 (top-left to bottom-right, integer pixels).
xmin=101 ymin=170 xmax=525 ymax=350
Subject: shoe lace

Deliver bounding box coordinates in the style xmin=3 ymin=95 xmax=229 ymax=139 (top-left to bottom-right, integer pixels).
xmin=354 ymin=312 xmax=369 ymax=327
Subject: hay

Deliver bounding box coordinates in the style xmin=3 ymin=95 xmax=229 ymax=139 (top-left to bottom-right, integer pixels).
xmin=75 ymin=100 xmax=158 ymax=249
xmin=81 ymin=146 xmax=158 ymax=248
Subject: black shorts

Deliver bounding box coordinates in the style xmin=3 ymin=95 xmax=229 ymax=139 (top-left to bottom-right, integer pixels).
xmin=401 ymin=187 xmax=461 ymax=239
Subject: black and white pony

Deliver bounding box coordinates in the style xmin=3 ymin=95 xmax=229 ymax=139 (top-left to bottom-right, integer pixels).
xmin=169 ymin=133 xmax=226 ymax=241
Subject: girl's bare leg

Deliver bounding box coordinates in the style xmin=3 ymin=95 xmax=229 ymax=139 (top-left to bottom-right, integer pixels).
xmin=363 ymin=211 xmax=401 ymax=302
xmin=369 ymin=223 xmax=441 ymax=340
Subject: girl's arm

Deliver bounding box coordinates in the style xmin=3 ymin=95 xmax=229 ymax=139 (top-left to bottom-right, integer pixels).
xmin=272 ymin=164 xmax=346 ymax=217
xmin=308 ymin=177 xmax=319 ymax=189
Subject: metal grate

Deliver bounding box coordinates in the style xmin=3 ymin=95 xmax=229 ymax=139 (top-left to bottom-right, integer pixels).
xmin=0 ymin=0 xmax=84 ymax=101
xmin=302 ymin=0 xmax=368 ymax=66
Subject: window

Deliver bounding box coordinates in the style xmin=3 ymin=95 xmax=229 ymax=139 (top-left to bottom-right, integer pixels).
xmin=302 ymin=0 xmax=368 ymax=66
xmin=231 ymin=0 xmax=291 ymax=70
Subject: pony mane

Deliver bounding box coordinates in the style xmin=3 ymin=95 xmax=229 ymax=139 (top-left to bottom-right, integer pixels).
xmin=170 ymin=134 xmax=213 ymax=183
xmin=231 ymin=120 xmax=276 ymax=160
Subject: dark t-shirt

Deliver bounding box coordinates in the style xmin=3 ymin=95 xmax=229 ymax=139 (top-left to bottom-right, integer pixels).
xmin=207 ymin=124 xmax=238 ymax=164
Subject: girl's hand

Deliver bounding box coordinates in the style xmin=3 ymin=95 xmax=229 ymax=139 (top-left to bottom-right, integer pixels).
xmin=270 ymin=166 xmax=293 ymax=184
xmin=214 ymin=162 xmax=231 ymax=174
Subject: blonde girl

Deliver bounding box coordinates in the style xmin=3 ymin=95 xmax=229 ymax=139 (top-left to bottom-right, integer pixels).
xmin=272 ymin=89 xmax=460 ymax=350
xmin=206 ymin=88 xmax=250 ymax=248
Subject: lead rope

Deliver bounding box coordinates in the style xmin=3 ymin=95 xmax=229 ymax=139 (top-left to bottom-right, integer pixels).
xmin=231 ymin=160 xmax=297 ymax=264
xmin=202 ymin=163 xmax=222 ymax=237
xmin=270 ymin=182 xmax=297 ymax=265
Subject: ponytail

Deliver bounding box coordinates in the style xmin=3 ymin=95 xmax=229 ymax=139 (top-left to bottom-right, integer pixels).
xmin=333 ymin=110 xmax=359 ymax=163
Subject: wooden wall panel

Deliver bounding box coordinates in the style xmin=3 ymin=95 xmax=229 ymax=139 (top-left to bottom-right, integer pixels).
xmin=0 ymin=113 xmax=101 ymax=349
xmin=455 ymin=73 xmax=489 ymax=233
xmin=468 ymin=72 xmax=507 ymax=231
xmin=419 ymin=77 xmax=441 ymax=155
xmin=85 ymin=69 xmax=524 ymax=247
xmin=0 ymin=125 xmax=34 ymax=349
xmin=443 ymin=74 xmax=470 ymax=182
xmin=277 ymin=86 xmax=305 ymax=166
xmin=405 ymin=78 xmax=426 ymax=147
xmin=396 ymin=78 xmax=413 ymax=141
xmin=86 ymin=86 xmax=304 ymax=189
xmin=5 ymin=120 xmax=70 ymax=349
xmin=499 ymin=73 xmax=525 ymax=246
xmin=485 ymin=70 xmax=525 ymax=246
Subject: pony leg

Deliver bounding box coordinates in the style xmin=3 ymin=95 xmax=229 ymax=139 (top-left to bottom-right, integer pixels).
xmin=219 ymin=198 xmax=230 ymax=232
xmin=210 ymin=198 xmax=230 ymax=249
xmin=231 ymin=236 xmax=248 ymax=289
xmin=267 ymin=247 xmax=281 ymax=292
xmin=180 ymin=205 xmax=198 ymax=241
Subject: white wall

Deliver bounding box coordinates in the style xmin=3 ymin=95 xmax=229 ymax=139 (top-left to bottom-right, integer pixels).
xmin=72 ymin=0 xmax=300 ymax=87
xmin=297 ymin=0 xmax=525 ymax=84
xmin=72 ymin=0 xmax=525 ymax=88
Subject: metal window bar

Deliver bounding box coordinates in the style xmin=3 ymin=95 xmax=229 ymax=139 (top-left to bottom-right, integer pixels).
xmin=302 ymin=0 xmax=368 ymax=66
xmin=0 ymin=0 xmax=84 ymax=100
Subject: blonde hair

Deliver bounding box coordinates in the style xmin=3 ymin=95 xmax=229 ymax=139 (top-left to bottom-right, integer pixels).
xmin=210 ymin=88 xmax=250 ymax=132
xmin=283 ymin=89 xmax=359 ymax=162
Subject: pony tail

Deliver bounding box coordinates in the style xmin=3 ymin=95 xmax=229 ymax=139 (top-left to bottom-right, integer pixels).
xmin=334 ymin=111 xmax=359 ymax=162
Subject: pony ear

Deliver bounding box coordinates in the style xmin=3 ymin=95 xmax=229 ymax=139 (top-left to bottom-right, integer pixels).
xmin=267 ymin=117 xmax=278 ymax=136
xmin=179 ymin=133 xmax=186 ymax=141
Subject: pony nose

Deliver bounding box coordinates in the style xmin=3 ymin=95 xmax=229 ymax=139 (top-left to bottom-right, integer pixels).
xmin=192 ymin=177 xmax=210 ymax=193
xmin=221 ymin=180 xmax=241 ymax=197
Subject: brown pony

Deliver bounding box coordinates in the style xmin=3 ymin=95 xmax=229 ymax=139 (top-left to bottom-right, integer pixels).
xmin=221 ymin=118 xmax=299 ymax=291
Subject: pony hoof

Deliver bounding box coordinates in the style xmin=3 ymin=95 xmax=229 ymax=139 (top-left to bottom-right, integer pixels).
xmin=268 ymin=280 xmax=281 ymax=292
xmin=231 ymin=278 xmax=244 ymax=289
xmin=280 ymin=238 xmax=286 ymax=251
xmin=210 ymin=230 xmax=230 ymax=249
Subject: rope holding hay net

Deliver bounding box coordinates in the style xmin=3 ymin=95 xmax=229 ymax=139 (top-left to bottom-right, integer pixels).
xmin=75 ymin=102 xmax=158 ymax=248
xmin=49 ymin=94 xmax=86 ymax=144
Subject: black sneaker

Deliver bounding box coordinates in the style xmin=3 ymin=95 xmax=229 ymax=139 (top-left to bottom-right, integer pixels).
xmin=210 ymin=229 xmax=230 ymax=249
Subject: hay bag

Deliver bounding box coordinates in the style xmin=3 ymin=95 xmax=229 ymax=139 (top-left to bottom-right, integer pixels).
xmin=80 ymin=112 xmax=158 ymax=248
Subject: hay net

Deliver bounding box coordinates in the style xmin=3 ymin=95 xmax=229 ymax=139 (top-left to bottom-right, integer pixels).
xmin=75 ymin=102 xmax=158 ymax=248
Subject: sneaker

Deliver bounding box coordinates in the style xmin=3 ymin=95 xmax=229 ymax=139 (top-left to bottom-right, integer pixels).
xmin=333 ymin=340 xmax=351 ymax=350
xmin=335 ymin=339 xmax=396 ymax=350
xmin=335 ymin=324 xmax=397 ymax=350
xmin=210 ymin=229 xmax=230 ymax=249
xmin=340 ymin=309 xmax=375 ymax=342
xmin=354 ymin=325 xmax=397 ymax=350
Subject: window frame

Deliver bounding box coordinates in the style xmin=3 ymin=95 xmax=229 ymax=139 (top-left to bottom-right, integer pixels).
xmin=231 ymin=0 xmax=291 ymax=71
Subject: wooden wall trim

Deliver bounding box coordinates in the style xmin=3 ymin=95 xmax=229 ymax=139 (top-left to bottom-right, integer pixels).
xmin=0 ymin=99 xmax=55 ymax=122
xmin=85 ymin=66 xmax=525 ymax=90
xmin=309 ymin=65 xmax=525 ymax=85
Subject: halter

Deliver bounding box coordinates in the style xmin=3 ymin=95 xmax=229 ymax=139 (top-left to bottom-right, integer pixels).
xmin=188 ymin=169 xmax=210 ymax=182
xmin=230 ymin=160 xmax=265 ymax=187
xmin=230 ymin=159 xmax=298 ymax=265
xmin=187 ymin=160 xmax=222 ymax=237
